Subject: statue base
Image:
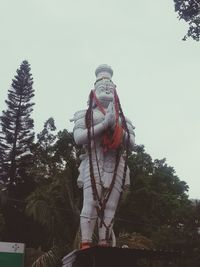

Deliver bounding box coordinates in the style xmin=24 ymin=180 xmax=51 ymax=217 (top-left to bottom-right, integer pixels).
xmin=62 ymin=247 xmax=182 ymax=267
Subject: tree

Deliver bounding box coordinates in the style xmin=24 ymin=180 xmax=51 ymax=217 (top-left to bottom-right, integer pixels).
xmin=0 ymin=60 xmax=35 ymax=186
xmin=0 ymin=209 xmax=5 ymax=239
xmin=31 ymin=118 xmax=57 ymax=183
xmin=115 ymin=145 xmax=196 ymax=252
xmin=0 ymin=141 xmax=7 ymax=183
xmin=25 ymin=125 xmax=81 ymax=250
xmin=54 ymin=129 xmax=81 ymax=208
xmin=0 ymin=61 xmax=36 ymax=246
xmin=174 ymin=0 xmax=200 ymax=41
xmin=25 ymin=175 xmax=79 ymax=250
xmin=25 ymin=128 xmax=81 ymax=266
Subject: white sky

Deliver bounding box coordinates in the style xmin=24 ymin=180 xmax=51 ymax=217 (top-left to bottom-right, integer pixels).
xmin=0 ymin=0 xmax=199 ymax=199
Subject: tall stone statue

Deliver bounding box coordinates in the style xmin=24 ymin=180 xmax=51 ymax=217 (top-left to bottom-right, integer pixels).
xmin=72 ymin=64 xmax=135 ymax=249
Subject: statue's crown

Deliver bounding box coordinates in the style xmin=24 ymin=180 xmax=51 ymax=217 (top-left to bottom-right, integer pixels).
xmin=95 ymin=64 xmax=113 ymax=81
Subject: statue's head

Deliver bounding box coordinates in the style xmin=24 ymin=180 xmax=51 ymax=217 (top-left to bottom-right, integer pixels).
xmin=93 ymin=64 xmax=116 ymax=107
xmin=95 ymin=64 xmax=113 ymax=80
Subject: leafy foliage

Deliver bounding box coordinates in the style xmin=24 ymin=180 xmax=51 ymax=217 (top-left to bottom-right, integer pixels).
xmin=117 ymin=232 xmax=155 ymax=249
xmin=26 ymin=175 xmax=79 ymax=248
xmin=25 ymin=125 xmax=81 ymax=252
xmin=174 ymin=0 xmax=200 ymax=41
xmin=31 ymin=246 xmax=64 ymax=267
xmin=30 ymin=118 xmax=57 ymax=183
xmin=24 ymin=126 xmax=81 ymax=266
xmin=0 ymin=209 xmax=5 ymax=239
xmin=116 ymin=145 xmax=199 ymax=252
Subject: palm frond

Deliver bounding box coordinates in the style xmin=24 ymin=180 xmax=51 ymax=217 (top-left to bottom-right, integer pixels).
xmin=31 ymin=247 xmax=62 ymax=267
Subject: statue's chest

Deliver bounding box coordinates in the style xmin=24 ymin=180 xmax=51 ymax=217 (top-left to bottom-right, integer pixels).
xmin=91 ymin=109 xmax=122 ymax=126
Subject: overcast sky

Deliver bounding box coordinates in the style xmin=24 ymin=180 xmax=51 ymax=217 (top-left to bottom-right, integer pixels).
xmin=0 ymin=0 xmax=199 ymax=199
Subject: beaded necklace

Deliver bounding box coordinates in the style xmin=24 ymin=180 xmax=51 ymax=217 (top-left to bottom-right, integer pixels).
xmin=85 ymin=89 xmax=130 ymax=242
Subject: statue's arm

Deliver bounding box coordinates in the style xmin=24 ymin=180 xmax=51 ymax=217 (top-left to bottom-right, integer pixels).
xmin=73 ymin=106 xmax=115 ymax=146
xmin=73 ymin=117 xmax=107 ymax=145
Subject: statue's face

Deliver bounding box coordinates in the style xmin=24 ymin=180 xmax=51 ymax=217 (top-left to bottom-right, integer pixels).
xmin=95 ymin=79 xmax=115 ymax=104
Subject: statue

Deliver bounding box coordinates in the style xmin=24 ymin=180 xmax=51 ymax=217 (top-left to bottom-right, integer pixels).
xmin=72 ymin=64 xmax=135 ymax=249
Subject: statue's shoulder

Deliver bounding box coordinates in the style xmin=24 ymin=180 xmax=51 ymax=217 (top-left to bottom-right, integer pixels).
xmin=72 ymin=110 xmax=87 ymax=131
xmin=124 ymin=116 xmax=135 ymax=134
xmin=125 ymin=117 xmax=135 ymax=128
xmin=72 ymin=110 xmax=87 ymax=122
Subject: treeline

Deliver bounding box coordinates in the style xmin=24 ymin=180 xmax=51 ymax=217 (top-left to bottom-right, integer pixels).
xmin=173 ymin=0 xmax=200 ymax=41
xmin=0 ymin=61 xmax=200 ymax=265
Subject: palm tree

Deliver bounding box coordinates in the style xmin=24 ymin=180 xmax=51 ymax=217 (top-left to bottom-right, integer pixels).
xmin=26 ymin=174 xmax=80 ymax=249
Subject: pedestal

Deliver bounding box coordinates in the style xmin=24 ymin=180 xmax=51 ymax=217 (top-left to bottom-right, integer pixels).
xmin=62 ymin=247 xmax=182 ymax=267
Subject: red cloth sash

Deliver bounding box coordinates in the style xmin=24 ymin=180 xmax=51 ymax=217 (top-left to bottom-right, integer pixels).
xmin=92 ymin=90 xmax=123 ymax=151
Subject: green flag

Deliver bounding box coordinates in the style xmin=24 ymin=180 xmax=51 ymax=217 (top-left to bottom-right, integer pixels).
xmin=0 ymin=242 xmax=25 ymax=267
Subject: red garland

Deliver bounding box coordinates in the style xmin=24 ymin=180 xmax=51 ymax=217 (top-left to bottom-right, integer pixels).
xmin=85 ymin=88 xmax=130 ymax=242
xmin=92 ymin=90 xmax=123 ymax=151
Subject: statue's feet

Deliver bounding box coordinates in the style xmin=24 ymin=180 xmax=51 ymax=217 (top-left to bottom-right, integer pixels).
xmin=98 ymin=240 xmax=109 ymax=247
xmin=80 ymin=242 xmax=91 ymax=250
